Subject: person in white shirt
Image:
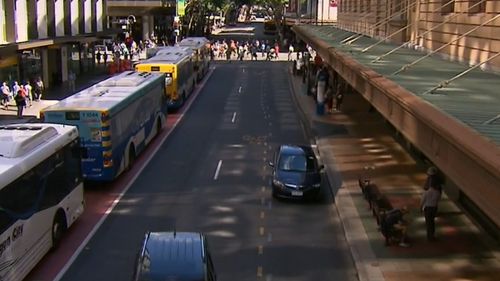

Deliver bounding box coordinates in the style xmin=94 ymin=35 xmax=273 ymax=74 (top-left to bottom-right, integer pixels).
xmin=24 ymin=81 xmax=33 ymax=107
xmin=1 ymin=81 xmax=11 ymax=109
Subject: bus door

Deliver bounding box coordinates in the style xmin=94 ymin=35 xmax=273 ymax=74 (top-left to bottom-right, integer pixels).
xmin=72 ymin=111 xmax=107 ymax=180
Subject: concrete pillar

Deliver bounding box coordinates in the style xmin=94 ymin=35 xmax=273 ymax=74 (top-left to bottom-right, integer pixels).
xmin=148 ymin=16 xmax=154 ymax=38
xmin=55 ymin=0 xmax=64 ymax=36
xmin=41 ymin=48 xmax=49 ymax=88
xmin=96 ymin=0 xmax=103 ymax=31
xmin=84 ymin=0 xmax=91 ymax=33
xmin=70 ymin=0 xmax=79 ymax=35
xmin=37 ymin=0 xmax=47 ymax=38
xmin=0 ymin=0 xmax=6 ymax=43
xmin=61 ymin=46 xmax=68 ymax=82
xmin=4 ymin=0 xmax=15 ymax=42
xmin=15 ymin=0 xmax=28 ymax=41
xmin=142 ymin=15 xmax=150 ymax=40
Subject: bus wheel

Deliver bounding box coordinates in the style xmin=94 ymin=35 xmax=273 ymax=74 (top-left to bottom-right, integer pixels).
xmin=52 ymin=211 xmax=67 ymax=249
xmin=128 ymin=145 xmax=136 ymax=170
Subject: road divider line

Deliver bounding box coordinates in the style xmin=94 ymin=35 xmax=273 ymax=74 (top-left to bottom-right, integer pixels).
xmin=214 ymin=160 xmax=223 ymax=180
xmin=257 ymin=266 xmax=263 ymax=277
xmin=238 ymin=86 xmax=242 ymax=93
xmin=260 ymin=211 xmax=265 ymax=219
xmin=231 ymin=112 xmax=237 ymax=123
xmin=258 ymin=245 xmax=263 ymax=255
xmin=259 ymin=227 xmax=265 ymax=236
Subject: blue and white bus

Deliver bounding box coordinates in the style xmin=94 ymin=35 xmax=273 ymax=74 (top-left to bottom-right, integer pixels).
xmin=178 ymin=37 xmax=211 ymax=82
xmin=41 ymin=71 xmax=167 ymax=181
xmin=0 ymin=123 xmax=84 ymax=281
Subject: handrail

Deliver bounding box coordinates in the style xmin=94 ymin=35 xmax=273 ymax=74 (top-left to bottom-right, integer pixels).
xmin=362 ymin=0 xmax=456 ymax=53
xmin=343 ymin=1 xmax=416 ymax=45
xmin=372 ymin=0 xmax=489 ymax=63
xmin=392 ymin=13 xmax=500 ymax=76
xmin=422 ymin=51 xmax=500 ymax=95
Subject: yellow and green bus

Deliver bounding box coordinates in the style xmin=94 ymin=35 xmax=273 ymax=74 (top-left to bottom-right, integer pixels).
xmin=135 ymin=50 xmax=196 ymax=110
xmin=178 ymin=37 xmax=211 ymax=82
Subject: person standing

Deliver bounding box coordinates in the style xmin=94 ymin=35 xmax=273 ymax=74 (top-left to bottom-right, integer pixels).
xmin=421 ymin=183 xmax=442 ymax=241
xmin=96 ymin=51 xmax=102 ymax=64
xmin=24 ymin=81 xmax=33 ymax=107
xmin=288 ymin=44 xmax=295 ymax=61
xmin=423 ymin=166 xmax=443 ymax=192
xmin=1 ymin=81 xmax=11 ymax=109
xmin=68 ymin=71 xmax=76 ymax=93
xmin=14 ymin=87 xmax=27 ymax=118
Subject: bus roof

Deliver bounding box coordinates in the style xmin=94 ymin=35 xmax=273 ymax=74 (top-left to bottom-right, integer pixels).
xmin=0 ymin=123 xmax=78 ymax=187
xmin=140 ymin=51 xmax=192 ymax=65
xmin=42 ymin=71 xmax=164 ymax=112
xmin=178 ymin=37 xmax=210 ymax=49
xmin=155 ymin=46 xmax=193 ymax=56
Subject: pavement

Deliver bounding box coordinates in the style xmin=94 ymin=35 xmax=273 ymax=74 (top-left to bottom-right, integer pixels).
xmin=287 ymin=63 xmax=500 ymax=281
xmin=2 ymin=54 xmax=500 ymax=281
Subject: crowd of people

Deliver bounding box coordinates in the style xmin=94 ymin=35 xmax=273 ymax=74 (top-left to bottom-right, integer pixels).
xmin=1 ymin=78 xmax=44 ymax=118
xmin=210 ymin=39 xmax=283 ymax=61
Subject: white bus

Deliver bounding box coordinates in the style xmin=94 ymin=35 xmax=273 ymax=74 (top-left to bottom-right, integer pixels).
xmin=41 ymin=71 xmax=168 ymax=181
xmin=177 ymin=37 xmax=211 ymax=82
xmin=0 ymin=123 xmax=84 ymax=281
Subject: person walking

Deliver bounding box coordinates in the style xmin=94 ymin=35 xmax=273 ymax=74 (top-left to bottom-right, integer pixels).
xmin=68 ymin=71 xmax=76 ymax=93
xmin=288 ymin=44 xmax=295 ymax=61
xmin=421 ymin=182 xmax=442 ymax=241
xmin=1 ymin=81 xmax=11 ymax=109
xmin=34 ymin=77 xmax=44 ymax=101
xmin=24 ymin=81 xmax=33 ymax=107
xmin=423 ymin=166 xmax=443 ymax=192
xmin=14 ymin=87 xmax=27 ymax=118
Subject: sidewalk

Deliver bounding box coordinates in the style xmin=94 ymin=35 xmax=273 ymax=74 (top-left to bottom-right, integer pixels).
xmin=288 ymin=65 xmax=500 ymax=281
xmin=0 ymin=68 xmax=112 ymax=125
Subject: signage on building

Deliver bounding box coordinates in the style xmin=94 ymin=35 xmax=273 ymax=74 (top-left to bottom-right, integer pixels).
xmin=177 ymin=0 xmax=186 ymax=16
xmin=330 ymin=0 xmax=338 ymax=7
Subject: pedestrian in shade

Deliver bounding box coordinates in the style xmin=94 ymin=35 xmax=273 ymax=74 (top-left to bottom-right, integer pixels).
xmin=14 ymin=87 xmax=27 ymax=118
xmin=421 ymin=181 xmax=442 ymax=242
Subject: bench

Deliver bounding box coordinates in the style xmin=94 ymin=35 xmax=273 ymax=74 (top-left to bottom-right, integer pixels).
xmin=371 ymin=194 xmax=393 ymax=225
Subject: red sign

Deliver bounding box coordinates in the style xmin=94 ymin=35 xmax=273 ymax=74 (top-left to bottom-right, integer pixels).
xmin=330 ymin=0 xmax=338 ymax=7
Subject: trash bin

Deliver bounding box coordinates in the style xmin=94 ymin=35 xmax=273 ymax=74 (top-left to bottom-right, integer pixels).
xmin=316 ymin=102 xmax=325 ymax=115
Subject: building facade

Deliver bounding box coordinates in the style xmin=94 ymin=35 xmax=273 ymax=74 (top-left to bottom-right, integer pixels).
xmin=0 ymin=0 xmax=115 ymax=90
xmin=336 ymin=0 xmax=500 ymax=71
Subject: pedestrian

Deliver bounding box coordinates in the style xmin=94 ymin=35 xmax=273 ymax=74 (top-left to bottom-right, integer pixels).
xmin=68 ymin=71 xmax=76 ymax=93
xmin=288 ymin=44 xmax=295 ymax=61
xmin=421 ymin=183 xmax=442 ymax=242
xmin=24 ymin=81 xmax=33 ymax=107
xmin=325 ymin=87 xmax=334 ymax=113
xmin=103 ymin=51 xmax=108 ymax=64
xmin=14 ymin=87 xmax=27 ymax=118
xmin=380 ymin=207 xmax=410 ymax=247
xmin=423 ymin=166 xmax=443 ymax=192
xmin=34 ymin=77 xmax=44 ymax=101
xmin=12 ymin=81 xmax=20 ymax=97
xmin=96 ymin=51 xmax=102 ymax=64
xmin=1 ymin=81 xmax=11 ymax=109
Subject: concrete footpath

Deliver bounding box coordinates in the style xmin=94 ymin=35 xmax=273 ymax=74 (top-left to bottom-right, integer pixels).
xmin=287 ymin=63 xmax=500 ymax=281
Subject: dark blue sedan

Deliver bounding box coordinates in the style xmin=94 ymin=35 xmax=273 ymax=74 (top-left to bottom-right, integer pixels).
xmin=269 ymin=145 xmax=324 ymax=200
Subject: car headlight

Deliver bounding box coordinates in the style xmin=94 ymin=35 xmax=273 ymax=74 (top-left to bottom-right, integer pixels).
xmin=272 ymin=179 xmax=284 ymax=188
xmin=313 ymin=183 xmax=321 ymax=188
xmin=165 ymin=77 xmax=173 ymax=85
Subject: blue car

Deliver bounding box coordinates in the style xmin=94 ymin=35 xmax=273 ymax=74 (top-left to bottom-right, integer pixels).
xmin=269 ymin=145 xmax=324 ymax=200
xmin=133 ymin=231 xmax=217 ymax=281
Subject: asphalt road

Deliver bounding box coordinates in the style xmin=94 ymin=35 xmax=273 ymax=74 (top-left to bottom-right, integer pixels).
xmin=59 ymin=62 xmax=356 ymax=281
xmin=209 ymin=21 xmax=279 ymax=43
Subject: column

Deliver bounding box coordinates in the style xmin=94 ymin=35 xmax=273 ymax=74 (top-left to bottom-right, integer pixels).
xmin=37 ymin=0 xmax=47 ymax=38
xmin=142 ymin=15 xmax=150 ymax=40
xmin=55 ymin=0 xmax=64 ymax=36
xmin=71 ymin=0 xmax=79 ymax=35
xmin=61 ymin=46 xmax=68 ymax=82
xmin=84 ymin=0 xmax=91 ymax=33
xmin=15 ymin=0 xmax=28 ymax=41
xmin=95 ymin=0 xmax=103 ymax=31
xmin=0 ymin=0 xmax=6 ymax=43
xmin=4 ymin=0 xmax=16 ymax=42
xmin=41 ymin=48 xmax=49 ymax=88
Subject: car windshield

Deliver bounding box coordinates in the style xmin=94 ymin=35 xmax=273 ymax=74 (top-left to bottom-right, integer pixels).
xmin=278 ymin=154 xmax=315 ymax=172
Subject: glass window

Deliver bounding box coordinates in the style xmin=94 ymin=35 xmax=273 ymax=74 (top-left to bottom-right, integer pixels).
xmin=468 ymin=0 xmax=486 ymax=14
xmin=278 ymin=154 xmax=315 ymax=172
xmin=441 ymin=0 xmax=455 ymax=15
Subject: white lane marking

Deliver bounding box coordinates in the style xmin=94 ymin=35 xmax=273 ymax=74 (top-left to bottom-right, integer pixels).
xmin=53 ymin=68 xmax=216 ymax=281
xmin=214 ymin=160 xmax=223 ymax=180
xmin=231 ymin=112 xmax=237 ymax=123
xmin=238 ymin=86 xmax=242 ymax=93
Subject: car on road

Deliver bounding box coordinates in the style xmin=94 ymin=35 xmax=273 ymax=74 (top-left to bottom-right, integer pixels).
xmin=133 ymin=231 xmax=217 ymax=281
xmin=269 ymin=145 xmax=324 ymax=200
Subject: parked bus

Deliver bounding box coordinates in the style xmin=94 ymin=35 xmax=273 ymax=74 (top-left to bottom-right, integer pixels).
xmin=264 ymin=19 xmax=278 ymax=35
xmin=178 ymin=37 xmax=211 ymax=82
xmin=135 ymin=51 xmax=196 ymax=110
xmin=145 ymin=46 xmax=192 ymax=60
xmin=0 ymin=123 xmax=84 ymax=281
xmin=41 ymin=71 xmax=167 ymax=181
